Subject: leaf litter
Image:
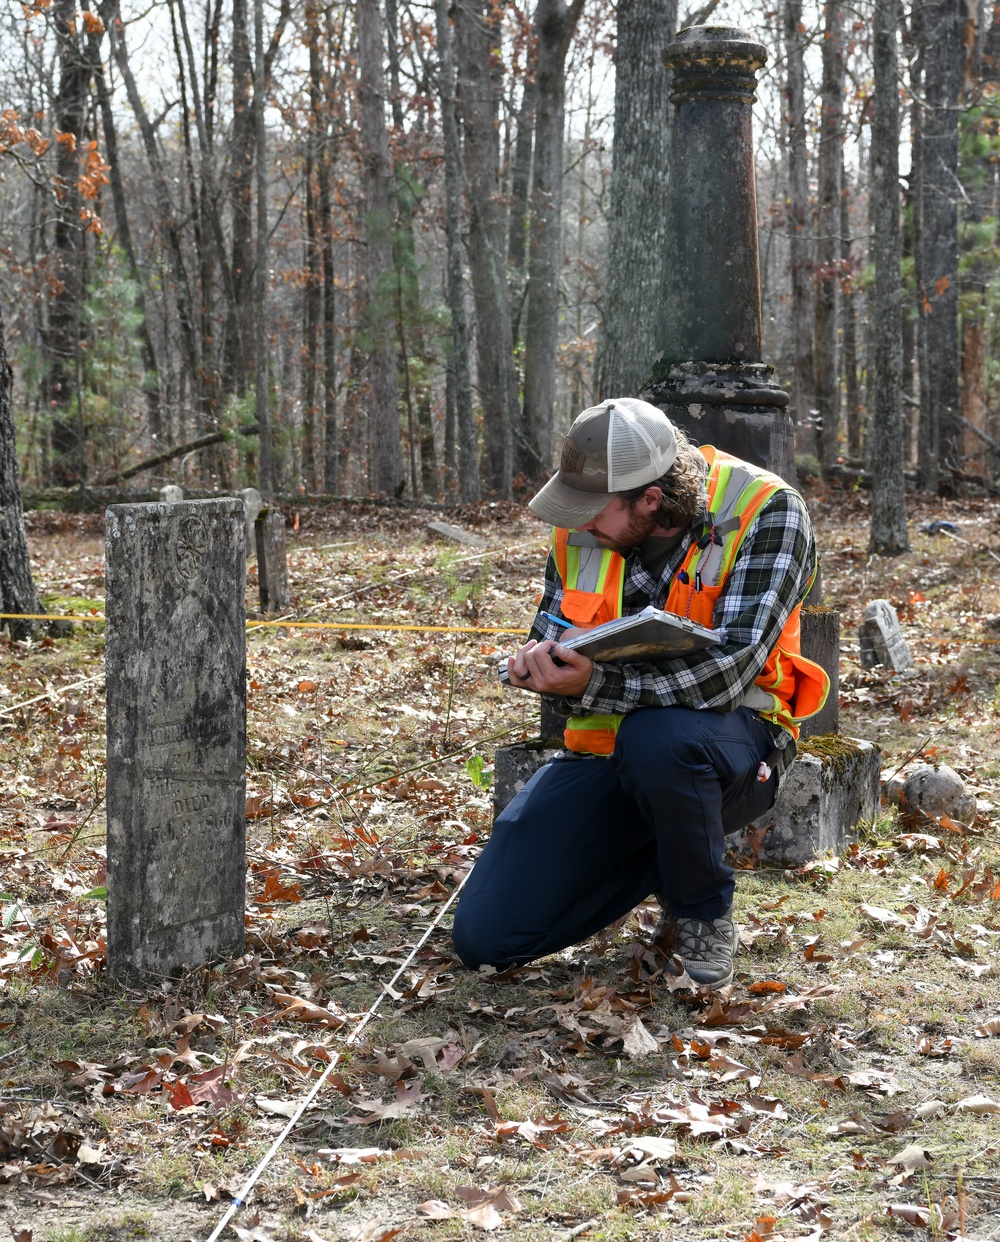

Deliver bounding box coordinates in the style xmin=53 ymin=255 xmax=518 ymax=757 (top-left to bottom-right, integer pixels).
xmin=4 ymin=494 xmax=1000 ymax=1238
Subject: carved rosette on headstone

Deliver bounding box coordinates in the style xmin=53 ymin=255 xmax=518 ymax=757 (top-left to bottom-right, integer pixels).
xmin=641 ymin=26 xmax=794 ymax=482
xmin=105 ymin=498 xmax=246 ymax=979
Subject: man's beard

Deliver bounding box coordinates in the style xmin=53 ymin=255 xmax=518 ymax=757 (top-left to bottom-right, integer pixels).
xmin=590 ymin=506 xmax=660 ymax=555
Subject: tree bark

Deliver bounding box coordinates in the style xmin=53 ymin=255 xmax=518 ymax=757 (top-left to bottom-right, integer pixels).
xmin=0 ymin=303 xmax=45 ymax=639
xmin=435 ymin=0 xmax=478 ymax=501
xmin=916 ymin=0 xmax=963 ymax=493
xmin=784 ymin=0 xmax=814 ymax=436
xmin=224 ymin=0 xmax=290 ymax=404
xmin=228 ymin=0 xmax=255 ymax=401
xmin=595 ymin=0 xmax=675 ymax=401
xmin=814 ymin=0 xmax=845 ymax=467
xmin=507 ymin=75 xmax=535 ymax=346
xmin=870 ymin=0 xmax=909 ymax=554
xmin=841 ymin=160 xmax=862 ymax=458
xmin=357 ymin=0 xmax=403 ymax=496
xmin=454 ymin=0 xmax=517 ymax=496
xmin=320 ymin=28 xmax=339 ymax=495
xmin=103 ymin=0 xmax=202 ymax=412
xmin=302 ymin=0 xmax=323 ymax=489
xmin=520 ymin=0 xmax=585 ymax=474
xmin=254 ymin=0 xmax=273 ymax=496
xmin=47 ymin=0 xmax=90 ymax=486
xmin=87 ymin=27 xmax=162 ymax=442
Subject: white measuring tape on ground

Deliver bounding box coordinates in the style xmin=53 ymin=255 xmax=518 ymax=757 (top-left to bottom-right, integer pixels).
xmin=203 ymin=868 xmax=471 ymax=1241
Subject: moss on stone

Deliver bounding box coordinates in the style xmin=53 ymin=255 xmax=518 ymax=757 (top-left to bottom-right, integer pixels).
xmin=799 ymin=732 xmax=875 ymax=782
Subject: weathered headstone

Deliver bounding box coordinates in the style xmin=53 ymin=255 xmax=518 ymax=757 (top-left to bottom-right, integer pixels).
xmin=105 ymin=498 xmax=246 ymax=978
xmin=427 ymin=520 xmax=488 ymax=550
xmin=858 ymin=599 xmax=912 ymax=671
xmin=240 ymin=487 xmax=263 ymax=558
xmin=799 ymin=605 xmax=840 ymax=738
xmin=255 ymin=507 xmax=290 ymax=613
xmin=159 ymin=485 xmax=184 ymax=504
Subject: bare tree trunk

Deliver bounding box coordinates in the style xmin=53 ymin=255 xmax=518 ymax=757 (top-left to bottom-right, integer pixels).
xmin=87 ymin=28 xmax=162 ymax=441
xmin=254 ymin=0 xmax=273 ymax=496
xmin=228 ymin=0 xmax=255 ymax=401
xmin=841 ymin=160 xmax=862 ymax=458
xmin=814 ymin=0 xmax=845 ymax=467
xmin=320 ymin=87 xmax=338 ymax=493
xmin=0 ymin=304 xmax=45 ymax=639
xmin=357 ymin=0 xmax=403 ymax=496
xmin=916 ymin=0 xmax=963 ymax=493
xmin=454 ymin=0 xmax=517 ymax=496
xmin=103 ymin=0 xmax=202 ymax=411
xmin=435 ymin=0 xmax=478 ymax=501
xmin=224 ymin=0 xmax=290 ymax=405
xmin=870 ymin=0 xmax=909 ymax=554
xmin=47 ymin=0 xmax=89 ymax=486
xmin=521 ymin=0 xmax=584 ymax=474
xmin=784 ymin=0 xmax=814 ymax=437
xmin=322 ymin=3 xmax=341 ymax=494
xmin=169 ymin=0 xmax=221 ymax=463
xmin=595 ymin=0 xmax=675 ymax=400
xmin=901 ymin=180 xmax=917 ymax=468
xmin=959 ymin=10 xmax=994 ymax=482
xmin=507 ymin=75 xmax=535 ymax=346
xmin=302 ymin=0 xmax=323 ymax=489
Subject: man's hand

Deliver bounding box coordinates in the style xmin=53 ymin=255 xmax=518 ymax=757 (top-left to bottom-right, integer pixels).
xmin=505 ymin=638 xmax=593 ymax=697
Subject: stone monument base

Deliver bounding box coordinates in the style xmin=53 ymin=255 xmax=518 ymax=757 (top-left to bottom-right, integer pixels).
xmin=729 ymin=735 xmax=880 ymax=868
xmin=493 ymin=734 xmax=881 ymax=871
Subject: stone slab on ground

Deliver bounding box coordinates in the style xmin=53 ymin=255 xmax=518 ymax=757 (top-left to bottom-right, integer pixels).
xmin=730 ymin=735 xmax=881 ymax=867
xmin=255 ymin=507 xmax=290 ymax=613
xmin=105 ymin=498 xmax=246 ymax=979
xmin=426 ymin=520 xmax=488 ymax=549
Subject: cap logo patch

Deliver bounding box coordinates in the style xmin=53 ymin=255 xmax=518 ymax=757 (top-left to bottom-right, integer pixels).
xmin=561 ymin=437 xmax=586 ymax=474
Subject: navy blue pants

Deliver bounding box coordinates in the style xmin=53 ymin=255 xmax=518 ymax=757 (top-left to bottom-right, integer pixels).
xmin=452 ymin=705 xmax=780 ymax=969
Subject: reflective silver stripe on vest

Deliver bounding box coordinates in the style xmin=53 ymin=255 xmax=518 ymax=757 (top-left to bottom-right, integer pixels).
xmin=698 ymin=464 xmax=760 ymax=587
xmin=571 ymin=545 xmax=608 ymax=593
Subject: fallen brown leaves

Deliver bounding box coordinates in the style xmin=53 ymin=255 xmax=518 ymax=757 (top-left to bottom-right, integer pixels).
xmin=8 ymin=494 xmax=1000 ymax=1240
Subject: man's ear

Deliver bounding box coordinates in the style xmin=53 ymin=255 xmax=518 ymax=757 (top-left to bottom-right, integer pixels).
xmin=641 ymin=486 xmax=663 ymax=513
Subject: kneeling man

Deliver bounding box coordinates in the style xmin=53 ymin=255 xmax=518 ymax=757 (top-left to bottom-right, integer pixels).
xmin=453 ymin=398 xmax=828 ymax=987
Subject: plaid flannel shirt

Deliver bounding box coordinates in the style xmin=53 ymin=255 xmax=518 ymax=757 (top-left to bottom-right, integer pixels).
xmin=529 ymin=486 xmax=818 ymax=777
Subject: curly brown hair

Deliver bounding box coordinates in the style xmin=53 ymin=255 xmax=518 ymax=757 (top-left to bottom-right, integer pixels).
xmin=619 ymin=426 xmax=707 ymax=530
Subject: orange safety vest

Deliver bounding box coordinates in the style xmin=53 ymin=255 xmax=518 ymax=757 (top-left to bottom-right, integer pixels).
xmin=551 ymin=446 xmax=829 ymax=756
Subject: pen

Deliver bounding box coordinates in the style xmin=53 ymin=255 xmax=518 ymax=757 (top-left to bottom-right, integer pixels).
xmin=540 ymin=611 xmax=573 ymax=629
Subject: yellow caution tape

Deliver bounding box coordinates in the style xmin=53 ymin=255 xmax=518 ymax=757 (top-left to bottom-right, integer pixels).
xmin=0 ymin=612 xmax=529 ymax=636
xmin=5 ymin=612 xmax=1000 ymax=645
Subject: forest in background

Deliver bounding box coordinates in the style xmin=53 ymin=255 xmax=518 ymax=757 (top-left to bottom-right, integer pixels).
xmin=1 ymin=0 xmax=999 ymax=504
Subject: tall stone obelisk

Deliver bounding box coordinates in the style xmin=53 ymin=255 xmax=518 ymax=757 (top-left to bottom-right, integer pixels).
xmin=642 ymin=25 xmax=795 ymax=484
xmin=642 ymin=25 xmax=839 ymax=735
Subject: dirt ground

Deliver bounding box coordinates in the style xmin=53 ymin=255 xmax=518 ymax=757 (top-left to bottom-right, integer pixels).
xmin=3 ymin=481 xmax=1000 ymax=1242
